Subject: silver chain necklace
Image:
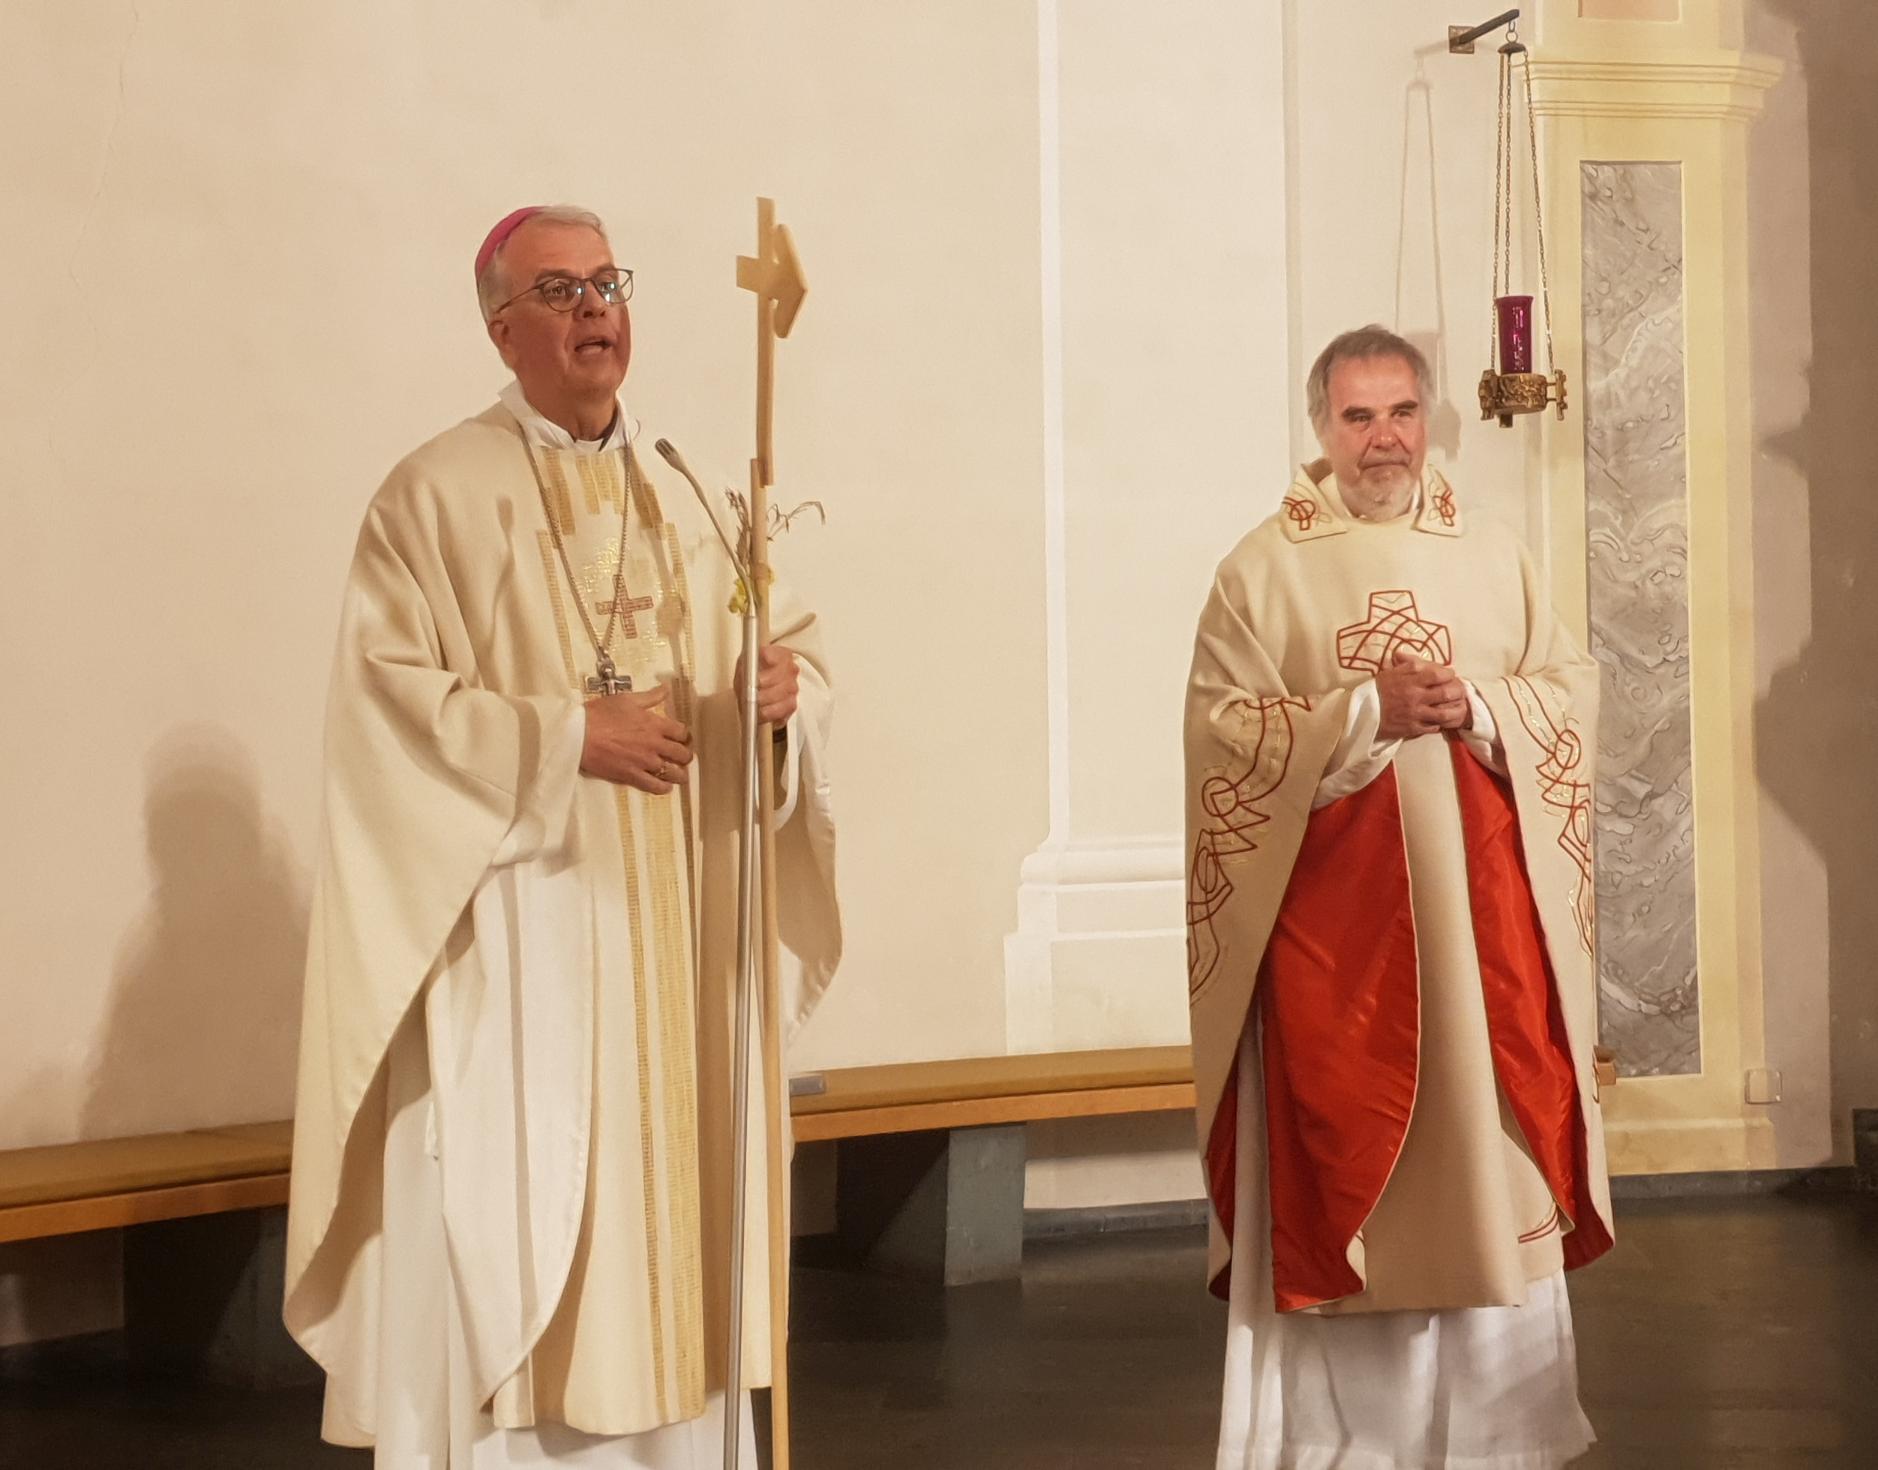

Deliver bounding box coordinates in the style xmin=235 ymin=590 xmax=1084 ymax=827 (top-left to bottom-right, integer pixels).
xmin=519 ymin=430 xmax=637 ymax=695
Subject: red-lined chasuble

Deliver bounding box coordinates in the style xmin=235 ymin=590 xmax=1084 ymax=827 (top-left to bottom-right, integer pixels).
xmin=1186 ymin=463 xmax=1613 ymax=1316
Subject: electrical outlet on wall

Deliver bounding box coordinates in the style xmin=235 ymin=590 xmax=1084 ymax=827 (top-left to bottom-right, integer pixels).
xmin=1744 ymin=1068 xmax=1783 ymax=1105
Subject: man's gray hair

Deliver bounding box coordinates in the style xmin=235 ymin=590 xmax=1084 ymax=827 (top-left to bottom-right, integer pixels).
xmin=1305 ymin=326 xmax=1434 ymax=433
xmin=476 ymin=204 xmax=610 ymax=322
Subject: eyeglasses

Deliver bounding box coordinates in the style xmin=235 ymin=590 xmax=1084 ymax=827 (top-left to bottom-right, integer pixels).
xmin=492 ymin=269 xmax=635 ymax=315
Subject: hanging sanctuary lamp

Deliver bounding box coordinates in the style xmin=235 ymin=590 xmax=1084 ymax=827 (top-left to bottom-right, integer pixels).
xmin=1451 ymin=9 xmax=1567 ymax=427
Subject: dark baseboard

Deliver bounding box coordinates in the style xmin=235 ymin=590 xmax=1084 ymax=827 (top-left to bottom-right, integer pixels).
xmin=1610 ymin=1166 xmax=1865 ymax=1199
xmin=1024 ymin=1199 xmax=1208 ymax=1239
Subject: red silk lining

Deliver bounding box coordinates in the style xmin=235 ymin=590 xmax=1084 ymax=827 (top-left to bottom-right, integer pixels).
xmin=1451 ymin=742 xmax=1613 ymax=1271
xmin=1252 ymin=771 xmax=1420 ymax=1311
xmin=1205 ymin=746 xmax=1613 ymax=1308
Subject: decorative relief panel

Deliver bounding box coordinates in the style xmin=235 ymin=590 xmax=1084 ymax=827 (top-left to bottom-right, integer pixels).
xmin=1581 ymin=160 xmax=1699 ymax=1077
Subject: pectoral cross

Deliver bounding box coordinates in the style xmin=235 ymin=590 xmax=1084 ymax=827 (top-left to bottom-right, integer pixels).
xmin=585 ymin=586 xmax=652 ymax=694
xmin=587 ymin=650 xmax=632 ymax=696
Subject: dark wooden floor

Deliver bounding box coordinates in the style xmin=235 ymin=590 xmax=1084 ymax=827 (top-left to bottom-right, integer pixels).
xmin=1 ymin=1194 xmax=1872 ymax=1468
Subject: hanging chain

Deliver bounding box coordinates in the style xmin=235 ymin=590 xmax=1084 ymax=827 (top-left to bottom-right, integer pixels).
xmin=1521 ymin=49 xmax=1557 ymax=375
xmin=521 ymin=433 xmax=635 ymax=680
xmin=1489 ymin=43 xmax=1510 ymax=368
xmin=1502 ymin=50 xmax=1515 ymax=306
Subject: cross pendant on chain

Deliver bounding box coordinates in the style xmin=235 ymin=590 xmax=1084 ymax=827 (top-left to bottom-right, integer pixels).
xmin=587 ymin=651 xmax=633 ymax=696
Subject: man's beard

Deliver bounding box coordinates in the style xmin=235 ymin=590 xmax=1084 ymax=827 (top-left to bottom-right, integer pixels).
xmin=1336 ymin=461 xmax=1417 ymax=520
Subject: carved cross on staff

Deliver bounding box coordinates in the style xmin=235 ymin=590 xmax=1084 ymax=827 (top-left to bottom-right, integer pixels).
xmin=737 ymin=195 xmax=808 ymax=497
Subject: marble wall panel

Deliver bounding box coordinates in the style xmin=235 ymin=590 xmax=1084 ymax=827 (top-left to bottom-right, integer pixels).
xmin=1581 ymin=161 xmax=1700 ymax=1077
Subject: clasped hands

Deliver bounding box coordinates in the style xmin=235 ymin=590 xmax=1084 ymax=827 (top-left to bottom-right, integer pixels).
xmin=1376 ymin=650 xmax=1473 ymax=742
xmin=580 ymin=645 xmax=800 ymax=795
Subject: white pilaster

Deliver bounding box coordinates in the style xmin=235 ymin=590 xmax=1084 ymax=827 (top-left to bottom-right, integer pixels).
xmin=1004 ymin=0 xmax=1296 ymax=1055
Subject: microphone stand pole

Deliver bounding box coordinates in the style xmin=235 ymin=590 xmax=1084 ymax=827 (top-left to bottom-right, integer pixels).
xmin=664 ymin=198 xmax=807 ymax=1470
xmin=654 ymin=438 xmax=779 ymax=1470
xmin=725 ymin=585 xmax=762 ymax=1470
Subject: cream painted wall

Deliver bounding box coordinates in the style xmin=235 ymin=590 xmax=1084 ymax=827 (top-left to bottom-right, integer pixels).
xmin=3 ymin=0 xmax=1855 ymax=1208
xmin=1744 ymin=5 xmax=1830 ymax=1168
xmin=1054 ymin=0 xmax=1296 ymax=845
xmin=1001 ymin=0 xmax=1294 ymax=1064
xmin=1581 ymin=0 xmax=1682 ymax=20
xmin=0 ymin=0 xmax=1046 ymax=1151
xmin=1021 ymin=0 xmax=1583 ymax=1207
xmin=1745 ymin=0 xmax=1878 ymax=1166
xmin=0 ymin=0 xmax=1580 ymax=1165
xmin=1005 ymin=0 xmax=1564 ymax=1081
xmin=1291 ymin=1 xmax=1545 ymax=542
xmin=1016 ymin=0 xmax=1293 ymax=1207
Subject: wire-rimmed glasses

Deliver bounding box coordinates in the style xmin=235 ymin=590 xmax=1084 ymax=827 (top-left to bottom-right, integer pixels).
xmin=492 ymin=269 xmax=634 ymax=315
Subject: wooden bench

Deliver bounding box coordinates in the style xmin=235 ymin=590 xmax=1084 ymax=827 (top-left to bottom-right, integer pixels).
xmin=789 ymin=1044 xmax=1194 ymax=1140
xmin=3 ymin=1037 xmax=1608 ymax=1302
xmin=0 ymin=1047 xmax=1195 ymax=1248
xmin=789 ymin=1044 xmax=1197 ymax=1284
xmin=0 ymin=1121 xmax=295 ymax=1246
xmin=0 ymin=1047 xmax=1196 ymax=1309
xmin=0 ymin=1121 xmax=305 ymax=1387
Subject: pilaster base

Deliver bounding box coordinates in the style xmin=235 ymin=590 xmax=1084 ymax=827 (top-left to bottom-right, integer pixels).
xmin=1002 ymin=838 xmax=1189 ymax=1054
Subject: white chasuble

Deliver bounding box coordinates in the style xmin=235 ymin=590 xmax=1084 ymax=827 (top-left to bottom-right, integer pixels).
xmin=284 ymin=396 xmax=840 ymax=1466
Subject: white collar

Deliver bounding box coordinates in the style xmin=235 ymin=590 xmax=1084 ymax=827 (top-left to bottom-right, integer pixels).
xmin=499 ymin=379 xmax=639 ymax=455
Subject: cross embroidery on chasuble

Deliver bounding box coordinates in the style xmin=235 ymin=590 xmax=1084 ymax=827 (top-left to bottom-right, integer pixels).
xmin=595 ymin=585 xmax=656 ymax=639
xmin=571 ymin=531 xmax=661 ymax=643
xmin=1337 ymin=590 xmax=1453 ymax=673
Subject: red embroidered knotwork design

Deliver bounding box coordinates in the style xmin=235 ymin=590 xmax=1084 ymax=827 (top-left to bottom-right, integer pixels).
xmin=1336 ymin=590 xmax=1453 ymax=673
xmin=1283 ymin=496 xmax=1319 ymax=533
xmin=1432 ymin=484 xmax=1457 ymax=528
xmin=1188 ymin=696 xmax=1309 ymax=999
xmin=1505 ymin=675 xmax=1596 ymax=956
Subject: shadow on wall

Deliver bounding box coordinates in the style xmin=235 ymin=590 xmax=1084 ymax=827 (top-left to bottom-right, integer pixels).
xmin=1754 ymin=1 xmax=1878 ymax=1160
xmin=82 ymin=726 xmax=309 ymax=1141
xmin=1394 ymin=57 xmax=1465 ymax=461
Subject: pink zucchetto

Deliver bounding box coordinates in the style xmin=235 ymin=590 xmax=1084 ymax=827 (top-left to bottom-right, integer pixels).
xmin=474 ymin=206 xmax=545 ymax=282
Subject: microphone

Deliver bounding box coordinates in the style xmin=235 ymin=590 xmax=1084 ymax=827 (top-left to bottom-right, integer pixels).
xmin=656 ymin=438 xmax=751 ymax=583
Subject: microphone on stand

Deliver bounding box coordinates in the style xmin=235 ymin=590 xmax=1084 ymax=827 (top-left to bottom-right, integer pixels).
xmin=656 ymin=438 xmax=752 ymax=584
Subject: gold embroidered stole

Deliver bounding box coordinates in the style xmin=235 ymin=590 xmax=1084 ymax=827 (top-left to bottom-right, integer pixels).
xmin=508 ymin=442 xmax=709 ymax=1426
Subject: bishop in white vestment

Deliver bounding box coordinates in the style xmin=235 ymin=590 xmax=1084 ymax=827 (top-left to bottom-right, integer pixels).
xmin=284 ymin=205 xmax=841 ymax=1468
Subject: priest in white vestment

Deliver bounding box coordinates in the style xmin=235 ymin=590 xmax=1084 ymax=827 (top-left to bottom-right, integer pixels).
xmin=1185 ymin=328 xmax=1612 ymax=1469
xmin=283 ymin=204 xmax=841 ymax=1468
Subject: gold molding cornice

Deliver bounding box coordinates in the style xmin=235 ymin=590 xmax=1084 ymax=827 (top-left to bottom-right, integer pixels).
xmin=1527 ymin=53 xmax=1784 ymax=122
